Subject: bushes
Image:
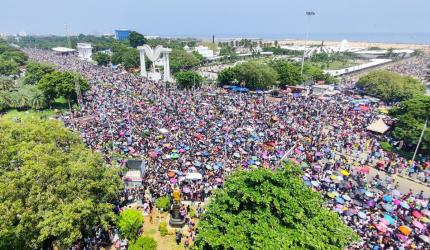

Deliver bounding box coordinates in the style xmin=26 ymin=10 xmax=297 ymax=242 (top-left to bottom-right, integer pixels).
xmin=158 ymin=222 xmax=168 ymax=237
xmin=175 ymin=71 xmax=203 ymax=89
xmin=0 ymin=59 xmax=20 ymax=76
xmin=24 ymin=61 xmax=55 ymax=85
xmin=356 ymin=70 xmax=426 ymax=102
xmin=92 ymin=52 xmax=111 ymax=66
xmin=155 ymin=196 xmax=170 ymax=212
xmin=117 ymin=208 xmax=144 ymax=241
xmin=129 ymin=236 xmax=157 ymax=250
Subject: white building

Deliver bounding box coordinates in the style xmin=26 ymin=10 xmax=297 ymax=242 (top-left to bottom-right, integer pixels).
xmin=76 ymin=43 xmax=93 ymax=61
xmin=195 ymin=46 xmax=215 ymax=59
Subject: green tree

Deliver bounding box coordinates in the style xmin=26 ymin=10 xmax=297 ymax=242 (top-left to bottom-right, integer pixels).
xmin=38 ymin=71 xmax=89 ymax=105
xmin=129 ymin=31 xmax=146 ymax=48
xmin=122 ymin=49 xmax=140 ymax=70
xmin=170 ymin=49 xmax=200 ymax=73
xmin=129 ymin=236 xmax=157 ymax=250
xmin=92 ymin=52 xmax=111 ymax=66
xmin=0 ymin=117 xmax=122 ymax=249
xmin=356 ymin=70 xmax=426 ymax=102
xmin=175 ymin=71 xmax=203 ymax=89
xmin=196 ymin=162 xmax=358 ymax=250
xmin=233 ymin=61 xmax=278 ymax=90
xmin=24 ymin=61 xmax=55 ymax=85
xmin=117 ymin=209 xmax=144 ymax=242
xmin=217 ymin=67 xmax=237 ymax=86
xmin=389 ymin=95 xmax=430 ymax=152
xmin=155 ymin=196 xmax=171 ymax=211
xmin=270 ymin=60 xmax=303 ymax=87
xmin=0 ymin=59 xmax=20 ymax=76
xmin=0 ymin=77 xmax=14 ymax=91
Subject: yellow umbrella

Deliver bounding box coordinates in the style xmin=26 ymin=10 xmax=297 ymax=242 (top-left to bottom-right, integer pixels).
xmin=327 ymin=193 xmax=336 ymax=199
xmin=330 ymin=175 xmax=337 ymax=180
xmin=420 ymin=217 xmax=430 ymax=223
xmin=341 ymin=170 xmax=350 ymax=176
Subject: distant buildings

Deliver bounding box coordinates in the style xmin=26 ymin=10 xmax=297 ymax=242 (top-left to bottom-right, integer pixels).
xmin=194 ymin=46 xmax=215 ymax=59
xmin=114 ymin=29 xmax=131 ymax=41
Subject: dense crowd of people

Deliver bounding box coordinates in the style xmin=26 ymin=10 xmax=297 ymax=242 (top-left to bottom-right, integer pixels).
xmin=386 ymin=53 xmax=430 ymax=84
xmin=24 ymin=48 xmax=429 ymax=249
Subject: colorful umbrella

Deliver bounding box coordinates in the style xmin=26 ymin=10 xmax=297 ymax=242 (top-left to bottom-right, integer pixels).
xmin=358 ymin=211 xmax=367 ymax=219
xmin=383 ymin=195 xmax=393 ymax=203
xmin=341 ymin=170 xmax=350 ymax=176
xmin=384 ymin=214 xmax=396 ymax=225
xmin=399 ymin=225 xmax=412 ymax=236
xmin=400 ymin=201 xmax=410 ymax=209
xmin=412 ymin=220 xmax=425 ymax=230
xmin=413 ymin=211 xmax=423 ymax=219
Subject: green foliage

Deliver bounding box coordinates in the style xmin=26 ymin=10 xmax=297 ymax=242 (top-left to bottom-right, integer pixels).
xmin=155 ymin=196 xmax=171 ymax=211
xmin=233 ymin=61 xmax=279 ymax=90
xmin=122 ymin=49 xmax=140 ymax=70
xmin=0 ymin=58 xmax=20 ymax=76
xmin=92 ymin=52 xmax=111 ymax=66
xmin=270 ymin=60 xmax=303 ymax=87
xmin=117 ymin=209 xmax=144 ymax=241
xmin=262 ymin=47 xmax=302 ymax=56
xmin=170 ymin=49 xmax=200 ymax=73
xmin=0 ymin=77 xmax=14 ymax=91
xmin=175 ymin=71 xmax=203 ymax=89
xmin=38 ymin=71 xmax=89 ymax=103
xmin=0 ymin=84 xmax=47 ymax=111
xmin=0 ymin=39 xmax=28 ymax=66
xmin=158 ymin=222 xmax=168 ymax=237
xmin=24 ymin=61 xmax=55 ymax=85
xmin=129 ymin=31 xmax=146 ymax=48
xmin=389 ymin=95 xmax=430 ymax=152
xmin=303 ymin=63 xmax=337 ymax=84
xmin=196 ymin=163 xmax=358 ymax=250
xmin=217 ymin=67 xmax=236 ymax=86
xmin=129 ymin=236 xmax=157 ymax=250
xmin=356 ymin=70 xmax=426 ymax=102
xmin=0 ymin=117 xmax=122 ymax=249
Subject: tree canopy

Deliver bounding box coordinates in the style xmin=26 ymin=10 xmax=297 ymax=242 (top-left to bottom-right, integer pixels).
xmin=129 ymin=236 xmax=157 ymax=250
xmin=0 ymin=117 xmax=122 ymax=249
xmin=0 ymin=58 xmax=20 ymax=76
xmin=356 ymin=70 xmax=426 ymax=102
xmin=117 ymin=208 xmax=144 ymax=242
xmin=196 ymin=162 xmax=358 ymax=250
xmin=270 ymin=60 xmax=303 ymax=87
xmin=217 ymin=61 xmax=278 ymax=90
xmin=170 ymin=48 xmax=200 ymax=73
xmin=38 ymin=71 xmax=90 ymax=104
xmin=23 ymin=61 xmax=55 ymax=85
xmin=92 ymin=52 xmax=111 ymax=66
xmin=389 ymin=95 xmax=430 ymax=152
xmin=175 ymin=71 xmax=203 ymax=89
xmin=128 ymin=31 xmax=146 ymax=48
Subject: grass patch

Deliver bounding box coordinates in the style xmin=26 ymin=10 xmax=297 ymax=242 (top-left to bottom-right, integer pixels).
xmin=2 ymin=109 xmax=58 ymax=120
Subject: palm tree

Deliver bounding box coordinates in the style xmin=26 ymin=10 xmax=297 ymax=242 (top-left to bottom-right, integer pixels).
xmin=0 ymin=91 xmax=11 ymax=111
xmin=29 ymin=90 xmax=47 ymax=110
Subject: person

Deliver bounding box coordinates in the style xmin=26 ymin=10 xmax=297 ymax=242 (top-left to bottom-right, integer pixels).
xmin=175 ymin=229 xmax=182 ymax=245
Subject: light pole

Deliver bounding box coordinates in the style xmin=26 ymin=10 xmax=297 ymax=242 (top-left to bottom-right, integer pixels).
xmin=410 ymin=117 xmax=428 ymax=169
xmin=300 ymin=11 xmax=316 ymax=82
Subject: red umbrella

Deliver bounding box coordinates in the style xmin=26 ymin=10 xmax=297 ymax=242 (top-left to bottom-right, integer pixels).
xmin=412 ymin=211 xmax=423 ymax=219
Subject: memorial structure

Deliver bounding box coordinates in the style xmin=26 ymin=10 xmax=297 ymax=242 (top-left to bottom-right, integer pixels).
xmin=138 ymin=45 xmax=171 ymax=82
xmin=76 ymin=43 xmax=93 ymax=61
xmin=169 ymin=186 xmax=185 ymax=227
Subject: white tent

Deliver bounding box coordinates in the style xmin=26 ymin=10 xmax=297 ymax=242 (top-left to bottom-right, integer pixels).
xmin=367 ymin=119 xmax=390 ymax=134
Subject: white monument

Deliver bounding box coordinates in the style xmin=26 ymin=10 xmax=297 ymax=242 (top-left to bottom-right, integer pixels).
xmin=138 ymin=45 xmax=172 ymax=82
xmin=77 ymin=43 xmax=93 ymax=61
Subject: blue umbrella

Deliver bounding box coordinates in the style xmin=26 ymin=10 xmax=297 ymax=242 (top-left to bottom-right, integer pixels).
xmin=384 ymin=214 xmax=396 ymax=225
xmin=358 ymin=211 xmax=367 ymax=219
xmin=194 ymin=161 xmax=202 ymax=167
xmin=304 ymin=180 xmax=312 ymax=186
xmin=336 ymin=197 xmax=345 ymax=204
xmin=383 ymin=195 xmax=393 ymax=203
xmin=400 ymin=201 xmax=410 ymax=209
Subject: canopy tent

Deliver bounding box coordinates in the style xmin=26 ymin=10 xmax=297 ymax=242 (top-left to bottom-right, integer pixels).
xmin=52 ymin=47 xmax=76 ymax=53
xmin=366 ymin=119 xmax=390 ymax=134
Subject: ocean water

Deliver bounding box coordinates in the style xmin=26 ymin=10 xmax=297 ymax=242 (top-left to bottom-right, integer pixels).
xmin=169 ymin=33 xmax=430 ymax=45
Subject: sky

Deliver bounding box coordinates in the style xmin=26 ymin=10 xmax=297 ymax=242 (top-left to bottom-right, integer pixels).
xmin=1 ymin=0 xmax=430 ymax=37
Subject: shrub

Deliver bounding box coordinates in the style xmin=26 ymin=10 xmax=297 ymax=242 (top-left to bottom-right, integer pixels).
xmin=155 ymin=196 xmax=170 ymax=212
xmin=175 ymin=71 xmax=203 ymax=89
xmin=129 ymin=236 xmax=157 ymax=250
xmin=117 ymin=208 xmax=144 ymax=241
xmin=158 ymin=222 xmax=168 ymax=237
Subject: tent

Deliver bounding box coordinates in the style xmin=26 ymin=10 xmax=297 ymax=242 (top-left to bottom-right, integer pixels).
xmin=366 ymin=119 xmax=390 ymax=134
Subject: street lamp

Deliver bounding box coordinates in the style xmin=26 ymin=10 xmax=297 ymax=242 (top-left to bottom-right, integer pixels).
xmin=300 ymin=11 xmax=316 ymax=81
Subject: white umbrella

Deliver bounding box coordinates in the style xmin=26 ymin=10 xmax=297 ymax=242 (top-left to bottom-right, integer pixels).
xmin=185 ymin=172 xmax=203 ymax=180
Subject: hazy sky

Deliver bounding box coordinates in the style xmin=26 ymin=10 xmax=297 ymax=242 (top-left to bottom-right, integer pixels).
xmin=1 ymin=0 xmax=429 ymax=36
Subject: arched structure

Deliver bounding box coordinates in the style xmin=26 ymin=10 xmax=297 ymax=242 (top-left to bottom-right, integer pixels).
xmin=138 ymin=45 xmax=172 ymax=82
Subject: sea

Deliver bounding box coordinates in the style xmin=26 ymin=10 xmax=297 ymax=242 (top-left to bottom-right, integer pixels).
xmin=165 ymin=33 xmax=430 ymax=45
